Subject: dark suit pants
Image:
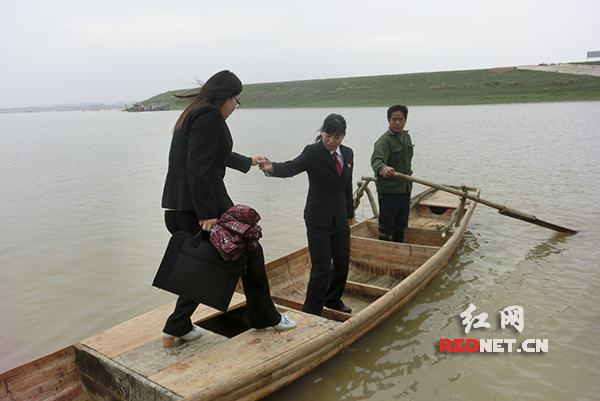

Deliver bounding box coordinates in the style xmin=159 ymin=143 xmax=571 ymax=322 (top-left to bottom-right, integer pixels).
xmin=303 ymin=220 xmax=351 ymax=316
xmin=162 ymin=211 xmax=281 ymax=336
xmin=378 ymin=193 xmax=411 ymax=235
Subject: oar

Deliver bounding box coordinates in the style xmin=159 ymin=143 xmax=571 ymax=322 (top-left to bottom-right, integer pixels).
xmin=384 ymin=172 xmax=577 ymax=234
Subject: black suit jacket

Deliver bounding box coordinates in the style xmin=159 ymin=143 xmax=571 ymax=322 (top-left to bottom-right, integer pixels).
xmin=271 ymin=142 xmax=354 ymax=228
xmin=162 ymin=106 xmax=252 ymax=221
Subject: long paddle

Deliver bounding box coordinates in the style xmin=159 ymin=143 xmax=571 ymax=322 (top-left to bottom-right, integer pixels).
xmin=364 ymin=172 xmax=577 ymax=234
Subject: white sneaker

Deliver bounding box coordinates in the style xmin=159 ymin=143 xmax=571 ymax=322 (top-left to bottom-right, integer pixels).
xmin=162 ymin=324 xmax=202 ymax=347
xmin=272 ymin=314 xmax=297 ymax=330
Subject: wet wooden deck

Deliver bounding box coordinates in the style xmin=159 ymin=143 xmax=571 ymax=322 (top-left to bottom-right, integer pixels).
xmin=75 ymin=293 xmax=341 ymax=400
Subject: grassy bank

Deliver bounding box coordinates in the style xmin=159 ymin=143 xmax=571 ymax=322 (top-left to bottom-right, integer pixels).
xmin=143 ymin=64 xmax=600 ymax=109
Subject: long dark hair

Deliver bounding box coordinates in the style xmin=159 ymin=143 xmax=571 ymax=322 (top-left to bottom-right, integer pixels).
xmin=314 ymin=113 xmax=347 ymax=142
xmin=173 ymin=70 xmax=243 ymax=132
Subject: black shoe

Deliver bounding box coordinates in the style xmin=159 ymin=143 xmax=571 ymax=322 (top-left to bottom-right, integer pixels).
xmin=338 ymin=305 xmax=352 ymax=314
xmin=325 ymin=303 xmax=352 ymax=314
xmin=392 ymin=230 xmax=405 ymax=243
xmin=378 ymin=233 xmax=391 ymax=241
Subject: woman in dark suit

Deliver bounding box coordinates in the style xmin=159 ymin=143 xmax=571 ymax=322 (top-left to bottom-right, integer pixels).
xmin=161 ymin=70 xmax=296 ymax=347
xmin=259 ymin=114 xmax=354 ymax=316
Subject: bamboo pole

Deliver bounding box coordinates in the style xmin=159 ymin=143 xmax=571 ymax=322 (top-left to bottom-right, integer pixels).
xmin=364 ymin=187 xmax=379 ymax=218
xmin=454 ymin=184 xmax=468 ymax=227
xmin=353 ymin=180 xmax=379 ymax=218
xmin=353 ymin=180 xmax=370 ymax=210
xmin=409 ymin=187 xmax=438 ymax=210
xmin=371 ymin=172 xmax=578 ymax=234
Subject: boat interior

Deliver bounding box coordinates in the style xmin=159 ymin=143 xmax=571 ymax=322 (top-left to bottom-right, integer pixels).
xmin=0 ymin=186 xmax=477 ymax=401
xmin=197 ymin=186 xmax=473 ymax=335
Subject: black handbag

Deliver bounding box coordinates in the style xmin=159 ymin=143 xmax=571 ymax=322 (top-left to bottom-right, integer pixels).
xmin=153 ymin=230 xmax=246 ymax=312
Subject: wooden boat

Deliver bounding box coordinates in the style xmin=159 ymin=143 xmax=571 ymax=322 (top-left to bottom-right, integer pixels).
xmin=0 ymin=184 xmax=479 ymax=401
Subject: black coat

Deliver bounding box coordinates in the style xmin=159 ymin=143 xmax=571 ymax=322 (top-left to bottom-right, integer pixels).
xmin=270 ymin=142 xmax=354 ymax=228
xmin=162 ymin=106 xmax=251 ymax=221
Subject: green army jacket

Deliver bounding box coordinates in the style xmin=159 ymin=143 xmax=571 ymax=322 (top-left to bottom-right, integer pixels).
xmin=370 ymin=129 xmax=414 ymax=194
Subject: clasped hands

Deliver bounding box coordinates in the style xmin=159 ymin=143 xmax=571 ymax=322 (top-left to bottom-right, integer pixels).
xmin=253 ymin=154 xmax=273 ymax=174
xmin=199 ymin=155 xmax=273 ymax=230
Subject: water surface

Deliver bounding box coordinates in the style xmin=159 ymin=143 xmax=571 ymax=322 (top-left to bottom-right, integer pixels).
xmin=1 ymin=103 xmax=599 ymax=400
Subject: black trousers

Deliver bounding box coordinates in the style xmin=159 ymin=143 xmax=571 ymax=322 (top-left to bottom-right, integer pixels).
xmin=303 ymin=219 xmax=351 ymax=316
xmin=162 ymin=211 xmax=281 ymax=336
xmin=378 ymin=193 xmax=411 ymax=235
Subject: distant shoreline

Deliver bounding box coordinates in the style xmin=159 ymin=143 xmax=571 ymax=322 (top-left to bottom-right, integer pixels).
xmin=144 ymin=61 xmax=600 ymax=109
xmin=4 ymin=62 xmax=600 ymax=111
xmin=0 ymin=104 xmax=128 ymax=114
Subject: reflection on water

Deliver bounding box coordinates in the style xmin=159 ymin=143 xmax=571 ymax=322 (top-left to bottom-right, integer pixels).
xmin=522 ymin=233 xmax=569 ymax=261
xmin=1 ymin=103 xmax=600 ymax=400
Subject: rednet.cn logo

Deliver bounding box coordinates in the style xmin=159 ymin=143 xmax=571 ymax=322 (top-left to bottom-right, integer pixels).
xmin=439 ymin=304 xmax=549 ymax=353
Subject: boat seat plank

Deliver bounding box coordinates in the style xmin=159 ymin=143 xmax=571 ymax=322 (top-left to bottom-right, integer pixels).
xmin=344 ymin=281 xmax=388 ymax=299
xmin=416 ymin=199 xmax=460 ymax=209
xmin=409 ymin=216 xmax=448 ymax=229
xmin=416 ymin=189 xmax=462 ymax=209
xmin=351 ymin=236 xmax=440 ymax=271
xmin=347 ymin=266 xmax=403 ymax=289
xmin=271 ymin=296 xmax=352 ymax=322
xmin=272 ymin=280 xmax=387 ymax=318
xmin=80 ymin=293 xmax=247 ymax=359
xmin=148 ymin=311 xmax=339 ymax=398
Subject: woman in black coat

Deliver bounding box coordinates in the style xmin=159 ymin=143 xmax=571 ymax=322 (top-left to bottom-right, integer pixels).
xmin=259 ymin=114 xmax=354 ymax=316
xmin=161 ymin=70 xmax=296 ymax=346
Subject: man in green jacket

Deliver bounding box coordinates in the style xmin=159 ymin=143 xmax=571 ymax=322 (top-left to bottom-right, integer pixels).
xmin=370 ymin=105 xmax=414 ymax=242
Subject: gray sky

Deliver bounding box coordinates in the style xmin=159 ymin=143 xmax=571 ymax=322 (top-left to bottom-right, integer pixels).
xmin=1 ymin=0 xmax=598 ymax=108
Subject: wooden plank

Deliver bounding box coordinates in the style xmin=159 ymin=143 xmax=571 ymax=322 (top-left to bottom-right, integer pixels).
xmin=286 ymin=252 xmax=311 ymax=273
xmin=270 ymin=296 xmax=351 ymax=322
xmin=271 ymin=283 xmax=307 ymax=303
xmin=350 ymin=236 xmax=441 ymax=283
xmin=75 ymin=345 xmax=180 ymax=401
xmin=351 ymin=236 xmax=439 ymax=268
xmin=409 ymin=215 xmax=447 ymax=228
xmin=404 ymin=227 xmax=447 ymax=247
xmin=113 ymin=330 xmax=230 ymax=378
xmin=414 ymin=188 xmax=461 ymax=209
xmin=266 ymin=268 xmax=294 ymax=288
xmin=265 ymin=248 xmax=311 ymax=288
xmin=0 ymin=346 xmax=91 ymax=401
xmin=148 ymin=311 xmax=340 ymax=398
xmin=349 ymin=219 xmax=371 ymax=236
xmin=80 ymin=293 xmax=247 ymax=359
xmin=266 ymin=247 xmax=309 ymax=274
xmin=352 ymin=219 xmax=379 ymax=238
xmin=348 ymin=266 xmax=402 ymax=289
xmin=5 ymin=372 xmax=89 ymax=401
xmin=344 ymin=281 xmax=389 ymax=301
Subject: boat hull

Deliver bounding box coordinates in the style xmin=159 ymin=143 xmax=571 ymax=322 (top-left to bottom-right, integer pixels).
xmin=1 ymin=186 xmax=478 ymax=401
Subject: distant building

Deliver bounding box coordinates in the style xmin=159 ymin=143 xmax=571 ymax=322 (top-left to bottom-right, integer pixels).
xmin=587 ymin=50 xmax=600 ymax=60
